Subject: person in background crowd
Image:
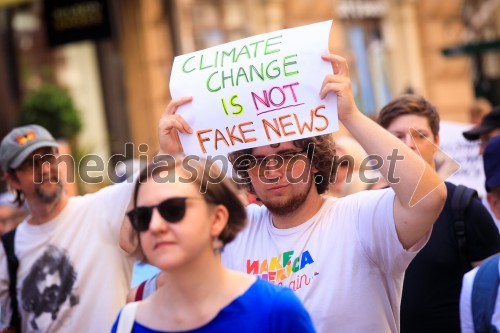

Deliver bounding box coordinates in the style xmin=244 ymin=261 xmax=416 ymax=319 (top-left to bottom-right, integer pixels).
xmin=0 ymin=192 xmax=27 ymax=236
xmin=468 ymin=98 xmax=492 ymax=125
xmin=112 ymin=158 xmax=316 ymax=333
xmin=463 ymin=105 xmax=500 ymax=155
xmin=463 ymin=105 xmax=500 ymax=231
xmin=483 ymin=136 xmax=500 ymax=223
xmin=326 ymin=135 xmax=368 ymax=197
xmin=0 ymin=124 xmax=135 ymax=332
xmin=460 ymin=136 xmax=500 ymax=333
xmin=377 ymin=94 xmax=500 ymax=333
xmin=158 ymin=54 xmax=447 ymax=332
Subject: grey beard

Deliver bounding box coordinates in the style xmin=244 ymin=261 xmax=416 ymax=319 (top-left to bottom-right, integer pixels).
xmin=35 ymin=182 xmax=63 ymax=203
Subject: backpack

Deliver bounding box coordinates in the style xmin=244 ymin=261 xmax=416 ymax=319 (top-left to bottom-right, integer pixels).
xmin=1 ymin=228 xmax=21 ymax=333
xmin=450 ymin=184 xmax=478 ymax=274
xmin=471 ymin=254 xmax=500 ymax=333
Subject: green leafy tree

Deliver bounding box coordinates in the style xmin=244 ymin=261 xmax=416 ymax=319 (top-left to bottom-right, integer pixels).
xmin=19 ymin=84 xmax=82 ymax=140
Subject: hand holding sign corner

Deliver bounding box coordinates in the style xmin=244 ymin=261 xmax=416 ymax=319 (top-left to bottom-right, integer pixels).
xmin=158 ymin=96 xmax=193 ymax=154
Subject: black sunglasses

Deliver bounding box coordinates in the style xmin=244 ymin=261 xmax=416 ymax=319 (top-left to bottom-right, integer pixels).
xmin=127 ymin=197 xmax=210 ymax=232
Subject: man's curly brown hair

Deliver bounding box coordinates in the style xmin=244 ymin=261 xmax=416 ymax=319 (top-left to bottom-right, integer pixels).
xmin=228 ymin=134 xmax=337 ymax=195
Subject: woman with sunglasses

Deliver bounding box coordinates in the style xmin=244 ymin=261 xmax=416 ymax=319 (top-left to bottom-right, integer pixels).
xmin=126 ymin=175 xmax=252 ymax=303
xmin=111 ymin=157 xmax=315 ymax=333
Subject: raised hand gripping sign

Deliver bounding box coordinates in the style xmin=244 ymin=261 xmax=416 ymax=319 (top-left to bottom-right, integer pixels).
xmin=170 ymin=20 xmax=338 ymax=156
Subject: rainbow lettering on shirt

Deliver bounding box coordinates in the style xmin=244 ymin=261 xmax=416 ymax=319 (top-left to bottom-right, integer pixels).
xmin=246 ymin=250 xmax=315 ymax=284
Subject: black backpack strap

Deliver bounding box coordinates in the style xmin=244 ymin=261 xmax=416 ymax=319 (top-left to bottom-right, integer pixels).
xmin=451 ymin=185 xmax=478 ymax=274
xmin=1 ymin=228 xmax=21 ymax=331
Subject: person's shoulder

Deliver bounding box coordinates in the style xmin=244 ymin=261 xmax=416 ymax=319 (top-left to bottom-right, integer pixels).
xmin=250 ymin=278 xmax=296 ymax=299
xmin=464 ymin=265 xmax=480 ymax=284
xmin=346 ymin=187 xmax=394 ymax=199
xmin=245 ymin=203 xmax=271 ymax=224
xmin=447 ymin=182 xmax=493 ymax=216
xmin=429 ymin=181 xmax=472 ymax=210
xmin=446 ymin=183 xmax=500 ymax=239
xmin=53 ymin=195 xmax=86 ymax=215
xmin=83 ymin=180 xmax=134 ymax=199
xmin=246 ymin=203 xmax=267 ymax=214
xmin=11 ymin=218 xmax=29 ymax=233
xmin=250 ymin=279 xmax=312 ymax=325
xmin=444 ymin=181 xmax=480 ymax=201
xmin=71 ymin=181 xmax=134 ymax=215
xmin=445 ymin=181 xmax=457 ymax=190
xmin=334 ymin=187 xmax=395 ymax=208
xmin=239 ymin=278 xmax=279 ymax=296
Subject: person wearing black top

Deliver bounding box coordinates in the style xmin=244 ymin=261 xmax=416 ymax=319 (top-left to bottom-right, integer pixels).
xmin=377 ymin=95 xmax=500 ymax=333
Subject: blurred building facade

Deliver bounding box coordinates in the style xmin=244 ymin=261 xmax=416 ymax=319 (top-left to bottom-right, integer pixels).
xmin=0 ymin=0 xmax=499 ymax=184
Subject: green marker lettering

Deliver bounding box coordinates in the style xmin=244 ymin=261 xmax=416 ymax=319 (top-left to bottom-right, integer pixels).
xmin=236 ymin=67 xmax=250 ymax=86
xmin=264 ymin=35 xmax=283 ymax=55
xmin=249 ymin=63 xmax=265 ymax=81
xmin=182 ymin=56 xmax=196 ymax=73
xmin=283 ymin=54 xmax=299 ymax=76
xmin=221 ymin=68 xmax=235 ymax=89
xmin=207 ymin=71 xmax=221 ymax=92
xmin=221 ymin=48 xmax=236 ymax=67
xmin=200 ymin=54 xmax=213 ymax=70
xmin=249 ymin=40 xmax=265 ymax=57
xmin=236 ymin=45 xmax=251 ymax=62
xmin=265 ymin=59 xmax=280 ymax=79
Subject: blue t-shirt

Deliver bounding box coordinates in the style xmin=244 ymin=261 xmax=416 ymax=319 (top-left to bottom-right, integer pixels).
xmin=111 ymin=278 xmax=315 ymax=333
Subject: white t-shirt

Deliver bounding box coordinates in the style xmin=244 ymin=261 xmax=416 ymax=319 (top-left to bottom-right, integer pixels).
xmin=222 ymin=188 xmax=430 ymax=333
xmin=460 ymin=260 xmax=500 ymax=333
xmin=0 ymin=181 xmax=135 ymax=332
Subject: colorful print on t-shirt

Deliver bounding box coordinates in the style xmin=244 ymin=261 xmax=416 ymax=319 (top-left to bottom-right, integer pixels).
xmin=245 ymin=250 xmax=318 ymax=291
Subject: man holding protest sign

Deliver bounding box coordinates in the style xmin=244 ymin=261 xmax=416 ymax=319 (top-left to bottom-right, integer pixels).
xmin=158 ymin=22 xmax=446 ymax=333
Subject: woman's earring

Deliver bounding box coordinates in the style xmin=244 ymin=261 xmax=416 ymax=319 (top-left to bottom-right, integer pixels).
xmin=213 ymin=237 xmax=223 ymax=254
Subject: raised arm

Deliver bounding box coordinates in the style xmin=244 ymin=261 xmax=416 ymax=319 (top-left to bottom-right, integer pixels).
xmin=320 ymin=54 xmax=446 ymax=249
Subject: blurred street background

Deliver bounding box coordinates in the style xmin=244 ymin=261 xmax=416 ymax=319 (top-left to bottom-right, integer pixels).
xmin=0 ymin=0 xmax=499 ymax=195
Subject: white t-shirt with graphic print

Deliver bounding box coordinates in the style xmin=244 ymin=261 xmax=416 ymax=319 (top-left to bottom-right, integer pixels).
xmin=222 ymin=188 xmax=430 ymax=333
xmin=0 ymin=181 xmax=135 ymax=333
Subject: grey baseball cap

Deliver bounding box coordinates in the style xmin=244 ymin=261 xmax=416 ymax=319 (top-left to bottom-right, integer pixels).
xmin=0 ymin=124 xmax=59 ymax=172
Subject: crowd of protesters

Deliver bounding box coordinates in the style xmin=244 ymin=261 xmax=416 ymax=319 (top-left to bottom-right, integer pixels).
xmin=1 ymin=50 xmax=499 ymax=333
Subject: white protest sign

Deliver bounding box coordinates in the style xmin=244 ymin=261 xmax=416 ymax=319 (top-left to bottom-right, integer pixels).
xmin=437 ymin=121 xmax=485 ymax=197
xmin=170 ymin=20 xmax=338 ymax=156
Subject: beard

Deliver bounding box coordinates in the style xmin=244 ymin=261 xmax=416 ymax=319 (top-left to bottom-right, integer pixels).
xmin=34 ymin=180 xmax=63 ymax=204
xmin=260 ymin=180 xmax=313 ymax=216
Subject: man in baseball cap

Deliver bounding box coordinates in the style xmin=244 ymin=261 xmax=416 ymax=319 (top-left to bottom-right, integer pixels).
xmin=0 ymin=124 xmax=61 ymax=208
xmin=0 ymin=124 xmax=135 ymax=332
xmin=463 ymin=106 xmax=500 ymax=154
